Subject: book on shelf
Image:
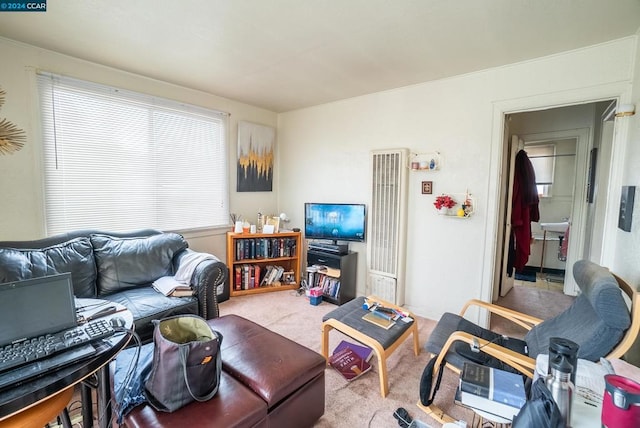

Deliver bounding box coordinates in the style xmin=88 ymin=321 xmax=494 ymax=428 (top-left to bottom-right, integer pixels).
xmin=328 ymin=347 xmax=372 ymax=381
xmin=457 ymin=362 xmax=526 ymax=421
xmin=333 ymin=340 xmax=373 ymax=362
xmin=259 ymin=265 xmax=285 ymax=287
xmin=234 ymin=237 xmax=298 ymax=261
xmin=152 ymin=276 xmax=192 ymax=296
xmin=362 ymin=312 xmax=395 ymax=329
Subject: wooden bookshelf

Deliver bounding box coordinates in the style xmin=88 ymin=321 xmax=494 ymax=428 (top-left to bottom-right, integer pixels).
xmin=227 ymin=231 xmax=301 ymax=297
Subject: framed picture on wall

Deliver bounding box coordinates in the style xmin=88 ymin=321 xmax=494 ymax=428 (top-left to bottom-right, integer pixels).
xmin=421 ymin=181 xmax=433 ymax=195
xmin=237 ymin=121 xmax=275 ymax=192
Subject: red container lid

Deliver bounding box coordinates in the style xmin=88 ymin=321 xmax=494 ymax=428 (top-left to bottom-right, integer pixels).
xmin=605 ymin=374 xmax=640 ymax=409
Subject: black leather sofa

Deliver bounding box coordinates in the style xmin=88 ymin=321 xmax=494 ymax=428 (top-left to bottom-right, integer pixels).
xmin=0 ymin=229 xmax=228 ymax=343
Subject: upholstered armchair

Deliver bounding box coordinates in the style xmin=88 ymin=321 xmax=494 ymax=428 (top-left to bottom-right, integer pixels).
xmin=419 ymin=259 xmax=639 ymax=423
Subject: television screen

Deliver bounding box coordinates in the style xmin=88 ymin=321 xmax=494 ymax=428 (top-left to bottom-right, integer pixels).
xmin=304 ymin=203 xmax=366 ymax=242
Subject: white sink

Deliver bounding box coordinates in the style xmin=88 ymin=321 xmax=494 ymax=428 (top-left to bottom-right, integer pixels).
xmin=539 ymin=222 xmax=569 ymax=233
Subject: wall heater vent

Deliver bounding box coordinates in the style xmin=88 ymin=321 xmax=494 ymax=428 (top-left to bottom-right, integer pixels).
xmin=367 ymin=149 xmax=409 ymax=305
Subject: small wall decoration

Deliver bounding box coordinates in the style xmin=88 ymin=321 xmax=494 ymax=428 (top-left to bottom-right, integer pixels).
xmin=421 ymin=181 xmax=433 ymax=194
xmin=237 ymin=121 xmax=274 ymax=192
xmin=0 ymin=87 xmax=27 ymax=155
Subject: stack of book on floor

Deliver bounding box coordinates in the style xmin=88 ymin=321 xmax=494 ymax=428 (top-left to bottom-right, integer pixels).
xmin=328 ymin=340 xmax=373 ymax=381
xmin=455 ymin=362 xmax=527 ymax=421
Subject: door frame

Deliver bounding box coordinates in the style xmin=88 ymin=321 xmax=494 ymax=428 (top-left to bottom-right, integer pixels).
xmin=479 ymin=82 xmax=631 ymax=327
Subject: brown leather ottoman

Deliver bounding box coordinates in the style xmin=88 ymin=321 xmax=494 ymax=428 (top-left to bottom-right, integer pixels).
xmin=123 ymin=371 xmax=268 ymax=428
xmin=208 ymin=314 xmax=326 ymax=428
xmin=113 ymin=314 xmax=325 ymax=428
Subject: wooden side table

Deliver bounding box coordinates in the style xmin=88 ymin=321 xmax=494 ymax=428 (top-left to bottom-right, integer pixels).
xmin=321 ymin=295 xmax=420 ymax=397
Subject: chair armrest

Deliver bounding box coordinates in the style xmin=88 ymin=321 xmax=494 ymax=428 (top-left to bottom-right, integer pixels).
xmin=459 ymin=299 xmax=543 ymax=331
xmin=174 ymin=249 xmax=228 ymax=320
xmin=434 ymin=331 xmax=536 ymax=378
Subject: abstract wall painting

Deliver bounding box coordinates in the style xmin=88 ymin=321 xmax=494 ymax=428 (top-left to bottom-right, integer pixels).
xmin=237 ymin=121 xmax=274 ymax=192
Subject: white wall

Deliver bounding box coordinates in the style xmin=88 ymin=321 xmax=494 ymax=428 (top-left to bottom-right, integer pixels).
xmin=616 ymin=31 xmax=640 ymax=365
xmin=615 ymin=32 xmax=640 ymax=285
xmin=0 ymin=37 xmax=279 ymax=258
xmin=2 ymin=34 xmax=639 ymax=332
xmin=278 ymin=37 xmax=637 ymax=323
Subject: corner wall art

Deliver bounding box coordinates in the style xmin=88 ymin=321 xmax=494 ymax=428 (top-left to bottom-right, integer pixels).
xmin=237 ymin=121 xmax=274 ymax=192
xmin=0 ymin=87 xmax=27 ymax=155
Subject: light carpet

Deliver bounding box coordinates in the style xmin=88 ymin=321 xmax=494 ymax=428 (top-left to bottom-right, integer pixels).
xmin=219 ymin=291 xmax=474 ymax=428
xmin=48 ymin=285 xmax=572 ymax=427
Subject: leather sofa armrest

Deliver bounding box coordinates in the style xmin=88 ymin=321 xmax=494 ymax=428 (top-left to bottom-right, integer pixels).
xmin=174 ymin=249 xmax=228 ymax=320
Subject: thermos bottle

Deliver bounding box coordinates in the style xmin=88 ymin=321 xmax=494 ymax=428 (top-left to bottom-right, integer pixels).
xmin=546 ymin=350 xmax=575 ymax=427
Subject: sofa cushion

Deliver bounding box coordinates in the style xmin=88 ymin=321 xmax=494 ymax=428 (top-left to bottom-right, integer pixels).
xmin=102 ymin=287 xmax=198 ymax=343
xmin=91 ymin=233 xmax=188 ymax=295
xmin=0 ymin=237 xmax=97 ymax=297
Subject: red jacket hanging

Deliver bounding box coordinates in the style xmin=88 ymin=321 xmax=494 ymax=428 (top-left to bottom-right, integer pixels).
xmin=511 ymin=149 xmax=540 ymax=272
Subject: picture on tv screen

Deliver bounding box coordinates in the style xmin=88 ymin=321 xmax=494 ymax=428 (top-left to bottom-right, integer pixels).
xmin=304 ymin=203 xmax=366 ymax=242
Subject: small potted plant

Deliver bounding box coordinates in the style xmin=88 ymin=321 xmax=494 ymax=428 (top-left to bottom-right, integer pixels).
xmin=434 ymin=194 xmax=456 ymax=214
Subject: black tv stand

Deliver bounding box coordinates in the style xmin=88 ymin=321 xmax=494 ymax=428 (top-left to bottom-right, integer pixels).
xmin=307 ymin=249 xmax=357 ymax=305
xmin=308 ymin=240 xmax=348 ymax=255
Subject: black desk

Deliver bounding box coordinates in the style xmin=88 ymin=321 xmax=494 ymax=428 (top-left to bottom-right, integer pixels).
xmin=0 ymin=300 xmax=133 ymax=427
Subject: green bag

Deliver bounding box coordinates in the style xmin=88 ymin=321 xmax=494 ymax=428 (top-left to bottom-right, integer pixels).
xmin=145 ymin=315 xmax=223 ymax=412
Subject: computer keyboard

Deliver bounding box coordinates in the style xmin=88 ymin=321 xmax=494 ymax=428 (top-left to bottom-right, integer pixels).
xmin=0 ymin=343 xmax=97 ymax=392
xmin=0 ymin=319 xmax=116 ymax=373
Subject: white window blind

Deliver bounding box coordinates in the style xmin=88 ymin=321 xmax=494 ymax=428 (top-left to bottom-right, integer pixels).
xmin=526 ymin=144 xmax=555 ymax=185
xmin=37 ymin=72 xmax=229 ymax=235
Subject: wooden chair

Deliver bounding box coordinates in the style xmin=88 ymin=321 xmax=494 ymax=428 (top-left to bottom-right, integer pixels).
xmin=418 ymin=260 xmax=640 ymax=424
xmin=0 ymin=386 xmax=73 ymax=428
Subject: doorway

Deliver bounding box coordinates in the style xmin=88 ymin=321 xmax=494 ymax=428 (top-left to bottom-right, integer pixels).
xmin=493 ymin=101 xmax=615 ymax=301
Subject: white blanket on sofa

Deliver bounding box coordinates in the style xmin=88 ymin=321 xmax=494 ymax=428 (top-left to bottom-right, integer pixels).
xmin=174 ymin=252 xmax=218 ymax=284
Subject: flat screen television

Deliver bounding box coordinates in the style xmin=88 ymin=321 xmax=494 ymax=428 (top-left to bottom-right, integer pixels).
xmin=304 ymin=203 xmax=366 ymax=243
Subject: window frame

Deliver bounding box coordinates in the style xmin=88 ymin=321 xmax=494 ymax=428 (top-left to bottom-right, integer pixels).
xmin=36 ymin=72 xmax=230 ymax=235
xmin=526 ymin=143 xmax=556 ymax=198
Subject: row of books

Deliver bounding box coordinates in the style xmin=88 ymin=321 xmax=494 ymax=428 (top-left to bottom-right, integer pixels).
xmin=306 ymin=265 xmax=341 ymax=298
xmin=233 ymin=264 xmax=292 ymax=290
xmin=456 ymin=362 xmax=527 ymax=421
xmin=234 ymin=237 xmax=297 ymax=261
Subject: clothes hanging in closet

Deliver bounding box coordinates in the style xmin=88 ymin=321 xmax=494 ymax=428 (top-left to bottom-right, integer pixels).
xmin=509 ymin=149 xmax=540 ymax=273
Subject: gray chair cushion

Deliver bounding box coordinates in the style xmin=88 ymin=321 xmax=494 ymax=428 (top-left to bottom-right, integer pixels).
xmin=0 ymin=237 xmax=97 ymax=297
xmin=524 ymin=296 xmax=623 ymax=361
xmin=425 ymin=312 xmax=470 ymax=369
xmin=525 ymin=260 xmax=630 ymax=361
xmin=573 ymin=259 xmax=631 ymax=329
xmin=91 ymin=233 xmax=188 ymax=295
xmin=322 ymin=296 xmax=414 ymax=349
xmin=426 ymin=312 xmax=527 ymax=372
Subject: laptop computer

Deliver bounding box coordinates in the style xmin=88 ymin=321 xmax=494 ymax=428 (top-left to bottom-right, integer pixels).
xmin=0 ymin=273 xmax=97 ymax=390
